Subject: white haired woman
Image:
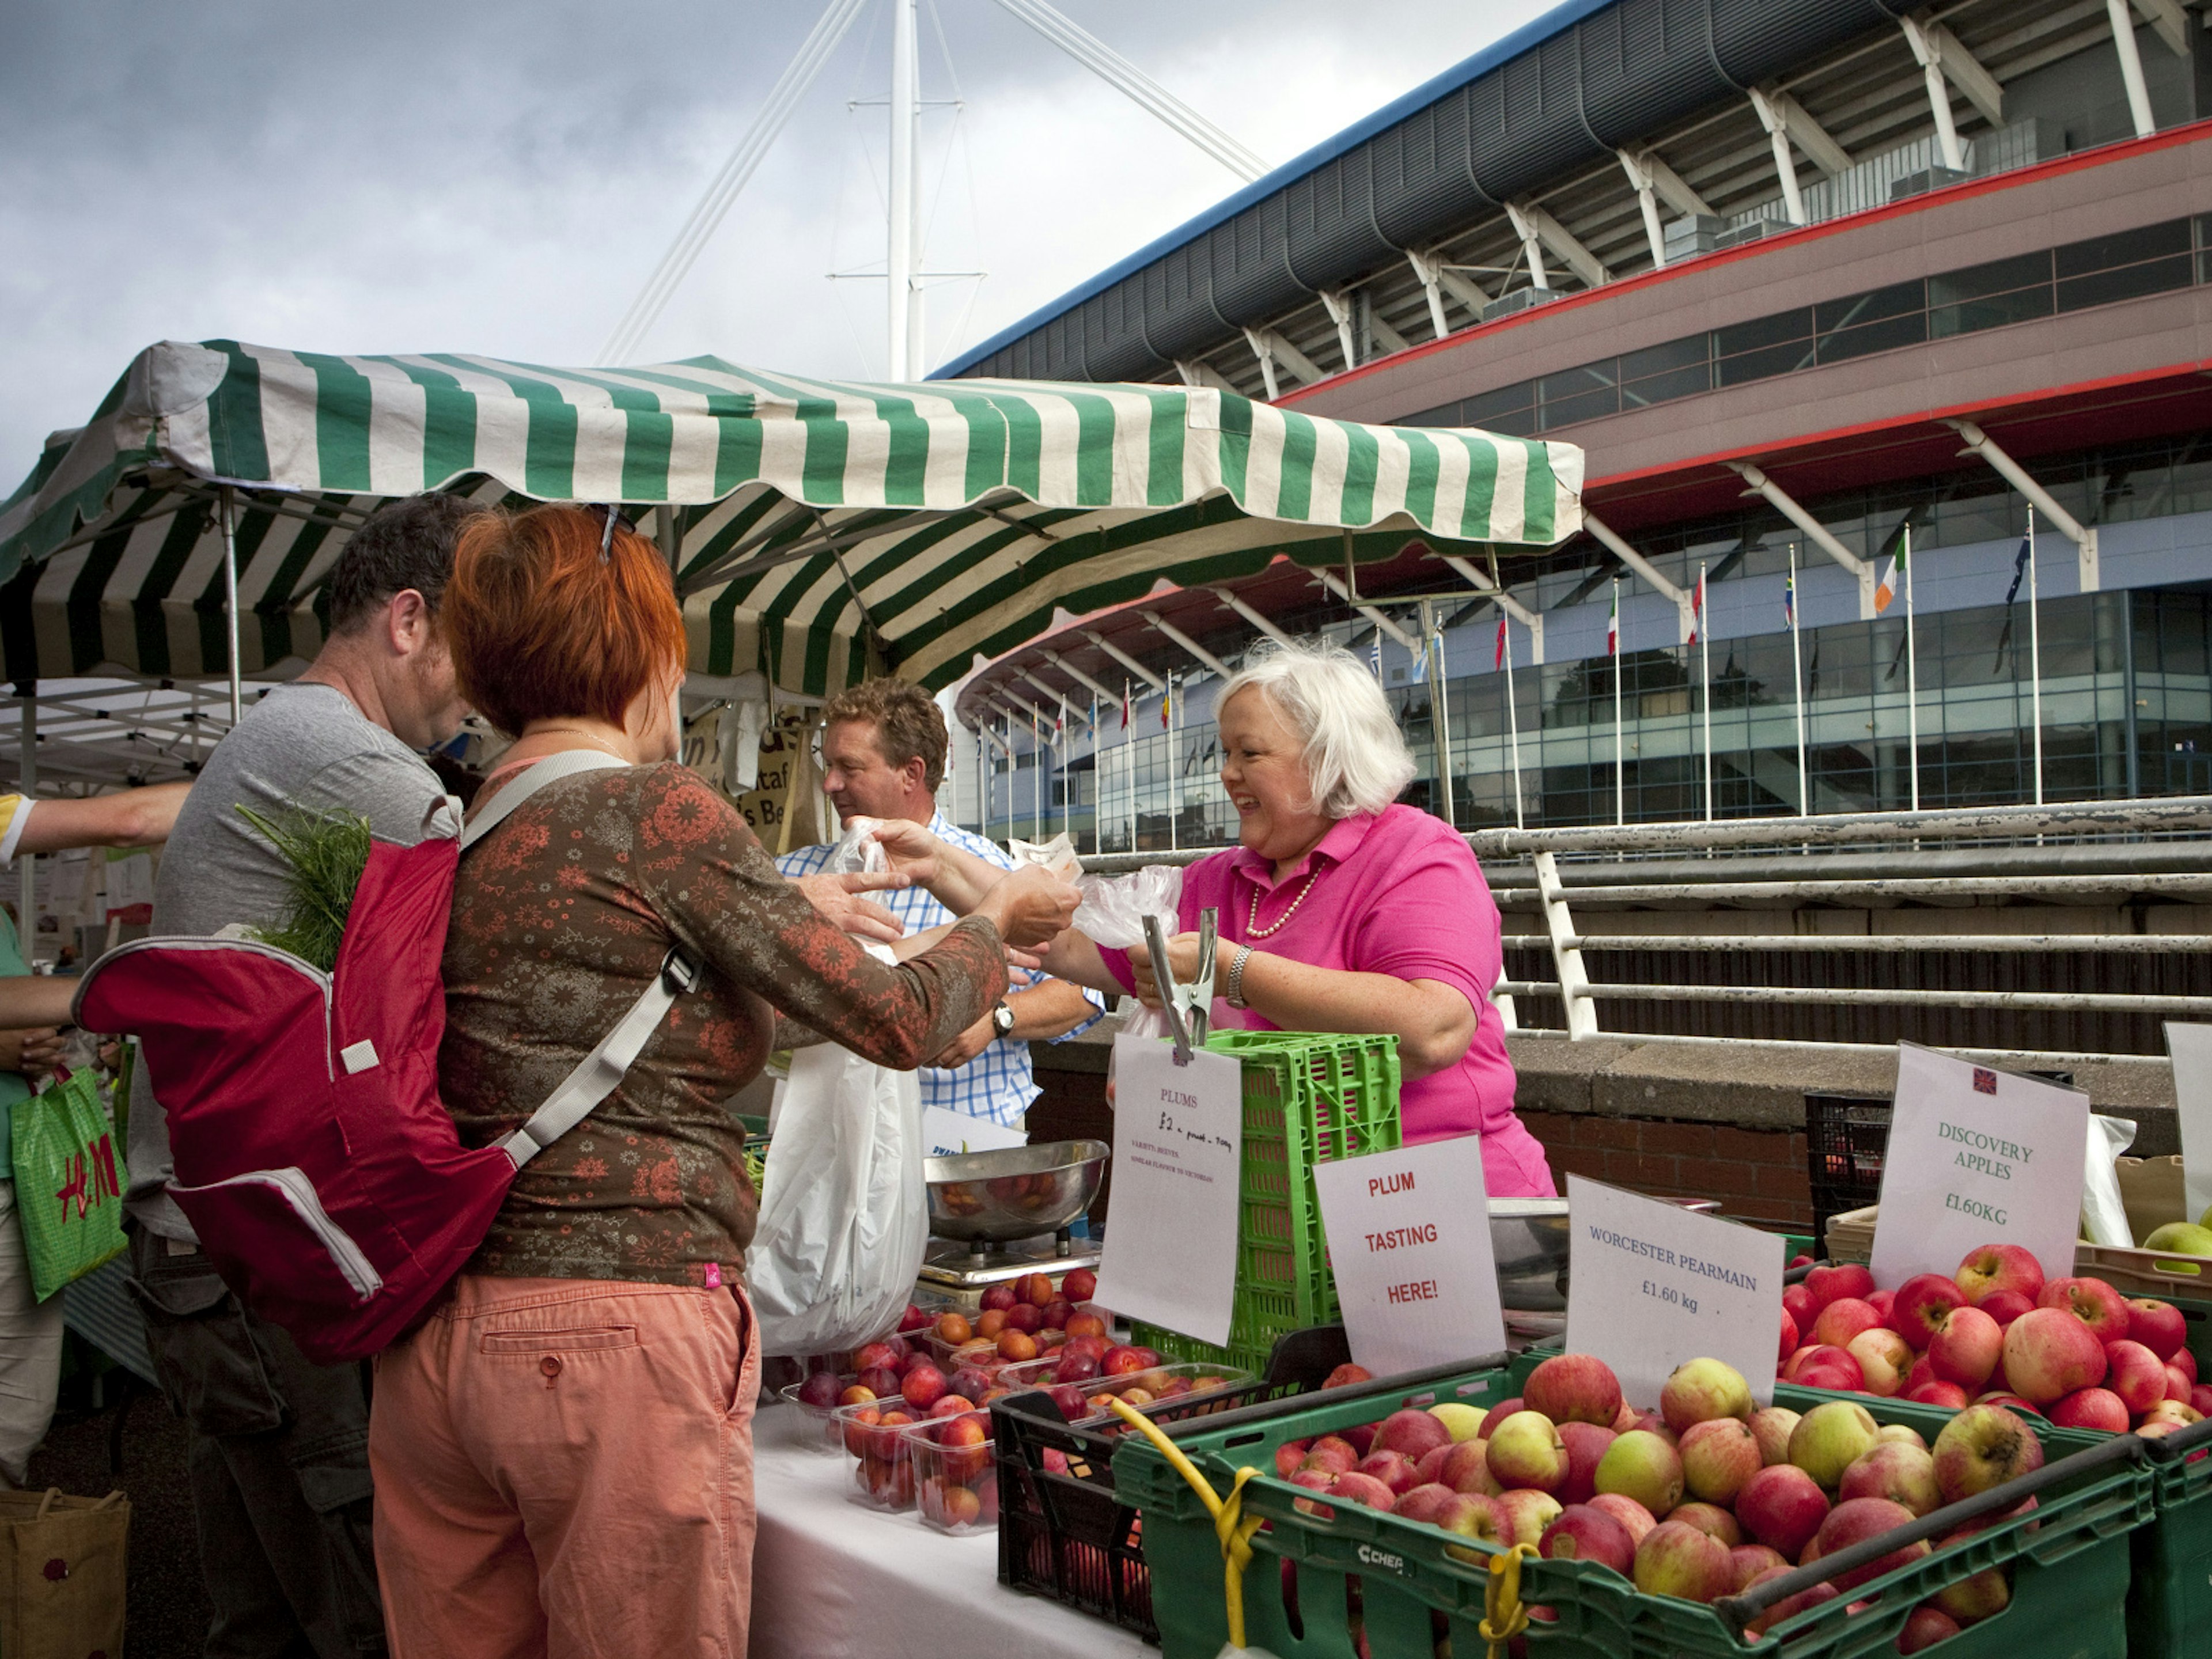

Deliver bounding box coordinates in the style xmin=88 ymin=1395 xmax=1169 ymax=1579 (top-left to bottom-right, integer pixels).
xmin=880 ymin=639 xmax=1554 ymax=1195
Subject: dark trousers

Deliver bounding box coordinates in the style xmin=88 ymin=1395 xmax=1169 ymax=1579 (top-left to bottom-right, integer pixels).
xmin=127 ymin=1225 xmax=387 ymax=1659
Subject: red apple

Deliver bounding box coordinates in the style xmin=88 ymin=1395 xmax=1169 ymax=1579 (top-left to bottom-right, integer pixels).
xmin=1979 ymin=1289 xmax=2034 ymax=1328
xmin=1374 ymin=1407 xmax=1452 ymax=1460
xmin=2105 ymin=1339 xmax=2169 ymax=1415
xmin=1787 ymin=1400 xmax=1879 ymax=1490
xmin=1891 ymin=1273 xmax=1969 ymax=1349
xmin=1492 ymin=1488 xmax=1565 ymax=1548
xmin=1898 ymin=1605 xmax=1964 ymax=1653
xmin=2172 ymin=1345 xmax=2199 ymax=1385
xmin=1866 ymin=1289 xmax=1896 ymax=1325
xmin=1805 ymin=1263 xmax=1877 ymax=1311
xmin=2003 ymin=1308 xmax=2108 ymax=1403
xmin=1666 ymin=1501 xmax=1743 ymax=1547
xmin=1736 ymin=1463 xmax=1830 ymax=1559
xmin=1928 ymin=1305 xmax=2003 ymax=1389
xmin=1796 ymin=1363 xmax=1862 ymax=1393
xmin=1633 ymin=1519 xmax=1733 ymax=1603
xmin=1274 ymin=1440 xmax=1312 ymax=1479
xmin=1594 ymin=1430 xmax=1683 ymax=1518
xmin=1809 ymin=1497 xmax=1928 ymax=1590
xmin=2125 ymin=1297 xmax=2188 ymax=1361
xmin=2038 ymin=1276 xmax=2132 ymax=1345
xmin=1742 ymin=1567 xmax=1839 ymax=1638
xmin=1956 ymin=1244 xmax=2044 ymax=1308
xmin=1846 ymin=1328 xmax=1912 ymax=1396
xmin=1413 ymin=1444 xmax=1454 ymax=1487
xmin=1524 ymin=1353 xmax=1625 ymax=1427
xmin=1325 ymin=1471 xmax=1396 ymax=1511
xmin=1441 ymin=1440 xmax=1500 ymax=1495
xmin=2192 ymin=1385 xmax=2212 ymax=1418
xmin=1301 ymin=1435 xmax=1359 ymax=1477
xmin=1778 ymin=1307 xmax=1798 ymax=1364
xmin=1555 ymin=1421 xmax=1616 ymax=1505
xmin=1061 ymin=1267 xmax=1097 ymax=1301
xmin=1838 ymin=1441 xmax=1941 ymax=1516
xmin=1538 ymin=1503 xmax=1637 ymax=1575
xmin=1661 ymin=1358 xmax=1753 ymax=1431
xmin=1679 ymin=1418 xmax=1761 ymax=1506
xmin=1749 ymin=1406 xmax=1800 ymax=1466
xmin=1782 ymin=1344 xmax=1862 ymax=1389
xmin=1488 ymin=1395 xmax=1525 ymax=1421
xmin=1904 ymin=1354 xmax=1936 ymax=1395
xmin=1357 ymin=1450 xmax=1419 ymax=1498
xmin=1340 ymin=1422 xmax=1377 ymax=1458
xmin=1810 ymin=1296 xmax=1884 ymax=1351
xmin=1393 ymin=1483 xmax=1459 ymax=1525
xmin=1907 ymin=1381 xmax=1969 ymax=1409
xmin=1729 ymin=1543 xmax=1787 ymax=1591
xmin=1782 ymin=1282 xmax=1816 ymax=1330
xmin=1586 ymin=1491 xmax=1657 ymax=1547
xmin=1486 ymin=1411 xmax=1569 ymax=1493
xmin=2049 ymin=1387 xmax=2130 ymax=1432
xmin=1321 ymin=1362 xmax=1372 ymax=1389
xmin=1437 ymin=1492 xmax=1508 ymax=1543
xmin=1932 ymin=1404 xmax=2045 ymax=1504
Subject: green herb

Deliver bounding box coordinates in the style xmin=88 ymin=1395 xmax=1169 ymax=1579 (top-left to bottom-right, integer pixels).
xmin=234 ymin=804 xmax=373 ymax=972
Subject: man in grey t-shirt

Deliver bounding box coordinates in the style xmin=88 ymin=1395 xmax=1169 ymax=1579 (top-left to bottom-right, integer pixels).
xmin=126 ymin=493 xmax=483 ymax=1659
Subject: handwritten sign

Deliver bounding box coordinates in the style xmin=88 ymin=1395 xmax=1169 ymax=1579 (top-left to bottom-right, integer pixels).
xmin=1091 ymin=1033 xmax=1243 ymax=1346
xmin=2168 ymin=1023 xmax=2212 ymax=1226
xmin=1312 ymin=1134 xmax=1505 ymax=1376
xmin=1869 ymin=1042 xmax=2090 ymax=1290
xmin=921 ymin=1107 xmax=1029 ymax=1161
xmin=1565 ymin=1176 xmax=1786 ymax=1410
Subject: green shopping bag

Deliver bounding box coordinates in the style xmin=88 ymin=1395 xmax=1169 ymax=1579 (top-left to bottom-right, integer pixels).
xmin=10 ymin=1071 xmax=127 ymax=1301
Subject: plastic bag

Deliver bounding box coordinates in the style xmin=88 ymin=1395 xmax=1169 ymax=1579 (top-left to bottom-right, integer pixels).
xmin=10 ymin=1070 xmax=128 ymax=1301
xmin=1074 ymin=866 xmax=1185 ymax=1042
xmin=2081 ymin=1113 xmax=2139 ymax=1248
xmin=827 ymin=815 xmax=890 ymax=876
xmin=1008 ymin=833 xmax=1081 ymax=880
xmin=747 ymin=940 xmax=929 ymax=1357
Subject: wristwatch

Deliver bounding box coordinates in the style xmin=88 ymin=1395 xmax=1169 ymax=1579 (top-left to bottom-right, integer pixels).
xmin=990 ymin=999 xmax=1016 ymax=1037
xmin=1225 ymin=946 xmax=1254 ymax=1010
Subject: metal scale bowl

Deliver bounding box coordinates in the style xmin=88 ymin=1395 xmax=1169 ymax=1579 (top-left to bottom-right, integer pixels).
xmin=916 ymin=1139 xmax=1109 ymax=1290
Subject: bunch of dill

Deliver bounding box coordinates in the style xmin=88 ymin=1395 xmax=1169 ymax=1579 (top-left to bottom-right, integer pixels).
xmin=234 ymin=804 xmax=373 ymax=972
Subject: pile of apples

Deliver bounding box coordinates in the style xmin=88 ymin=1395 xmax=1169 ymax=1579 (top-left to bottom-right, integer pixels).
xmin=1779 ymin=1244 xmax=2208 ymax=1438
xmin=1273 ymin=1353 xmax=2041 ymax=1650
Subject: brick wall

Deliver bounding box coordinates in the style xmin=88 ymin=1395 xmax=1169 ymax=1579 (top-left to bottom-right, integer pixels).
xmin=1520 ymin=1111 xmax=1817 ymax=1236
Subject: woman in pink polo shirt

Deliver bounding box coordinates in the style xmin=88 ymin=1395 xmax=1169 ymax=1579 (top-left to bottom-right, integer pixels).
xmin=886 ymin=639 xmax=1554 ymax=1197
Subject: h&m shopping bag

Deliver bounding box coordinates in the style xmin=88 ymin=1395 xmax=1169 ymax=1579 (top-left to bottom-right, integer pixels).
xmin=0 ymin=1488 xmax=128 ymax=1659
xmin=10 ymin=1071 xmax=127 ymax=1301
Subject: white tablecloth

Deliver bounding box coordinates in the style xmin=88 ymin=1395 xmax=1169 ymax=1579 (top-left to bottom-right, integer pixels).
xmin=748 ymin=1407 xmax=1156 ymax=1659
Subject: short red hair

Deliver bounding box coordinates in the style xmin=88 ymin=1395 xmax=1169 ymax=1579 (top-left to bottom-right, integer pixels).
xmin=443 ymin=505 xmax=687 ymax=738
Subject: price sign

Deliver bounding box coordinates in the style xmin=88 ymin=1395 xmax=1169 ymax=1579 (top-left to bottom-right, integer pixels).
xmin=919 ymin=1107 xmax=1028 ymax=1161
xmin=2167 ymin=1023 xmax=2212 ymax=1226
xmin=1312 ymin=1134 xmax=1505 ymax=1376
xmin=1091 ymin=1033 xmax=1243 ymax=1346
xmin=1564 ymin=1176 xmax=1786 ymax=1410
xmin=1869 ymin=1042 xmax=2090 ymax=1290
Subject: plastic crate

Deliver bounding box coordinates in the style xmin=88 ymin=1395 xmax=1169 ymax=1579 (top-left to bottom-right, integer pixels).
xmin=1803 ymin=1092 xmax=1890 ymax=1242
xmin=2133 ymin=1417 xmax=2212 ymax=1657
xmin=990 ymin=1327 xmax=1349 ymax=1638
xmin=1130 ymin=1031 xmax=1400 ymax=1367
xmin=1117 ymin=1353 xmax=2152 ymax=1659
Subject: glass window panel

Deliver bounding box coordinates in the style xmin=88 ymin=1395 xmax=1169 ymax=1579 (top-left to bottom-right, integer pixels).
xmin=1930 ymin=284 xmax=2052 ymax=337
xmin=1929 ymin=251 xmax=2051 ymax=305
xmin=2056 ymin=255 xmax=2192 ymax=312
xmin=1813 ymin=280 xmax=1925 ymax=334
xmin=1715 ymin=339 xmax=1817 ymax=384
xmin=1399 ymin=401 xmax=1465 ymax=427
xmin=1460 ymin=382 xmax=1535 ymax=433
xmin=1539 ymin=385 xmax=1623 ymax=428
xmin=1620 ymin=361 xmax=1714 ymax=406
xmin=1816 ymin=311 xmax=1929 ymax=363
xmin=1618 ymin=335 xmax=1709 ymax=381
xmin=2054 ymin=219 xmax=2191 ymax=279
xmin=1714 ymin=309 xmax=1811 ymax=358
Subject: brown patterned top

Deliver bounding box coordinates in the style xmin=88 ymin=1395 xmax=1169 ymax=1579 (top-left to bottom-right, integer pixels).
xmin=440 ymin=759 xmax=1006 ymax=1286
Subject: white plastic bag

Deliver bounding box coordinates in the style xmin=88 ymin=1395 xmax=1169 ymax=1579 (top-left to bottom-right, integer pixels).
xmin=1074 ymin=866 xmax=1185 ymax=1041
xmin=2081 ymin=1113 xmax=2139 ymax=1249
xmin=749 ymin=817 xmax=929 ymax=1355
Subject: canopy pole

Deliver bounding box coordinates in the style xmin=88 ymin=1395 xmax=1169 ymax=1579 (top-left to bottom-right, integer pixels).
xmin=16 ymin=690 xmax=33 ymax=961
xmin=221 ymin=485 xmax=243 ymax=723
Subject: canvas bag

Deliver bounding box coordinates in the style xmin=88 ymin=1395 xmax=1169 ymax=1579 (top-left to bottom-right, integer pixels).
xmin=8 ymin=1070 xmax=128 ymax=1301
xmin=747 ymin=819 xmax=928 ymax=1355
xmin=0 ymin=1488 xmax=128 ymax=1659
xmin=73 ymin=752 xmax=696 ymax=1363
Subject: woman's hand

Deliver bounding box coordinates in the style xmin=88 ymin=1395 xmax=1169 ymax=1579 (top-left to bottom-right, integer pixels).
xmin=791 ymin=870 xmax=910 ymax=945
xmin=1126 ymin=932 xmax=1206 ymax=1009
xmin=974 ymin=864 xmax=1080 ymax=949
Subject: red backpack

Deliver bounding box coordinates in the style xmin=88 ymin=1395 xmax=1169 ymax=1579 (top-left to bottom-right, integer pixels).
xmin=75 ymin=752 xmax=696 ymax=1363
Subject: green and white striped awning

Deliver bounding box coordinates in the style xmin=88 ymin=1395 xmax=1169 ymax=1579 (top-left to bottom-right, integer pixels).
xmin=0 ymin=340 xmax=1583 ymax=696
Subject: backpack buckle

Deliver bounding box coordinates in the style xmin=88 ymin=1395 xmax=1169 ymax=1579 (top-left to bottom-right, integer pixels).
xmin=661 ymin=949 xmax=701 ymax=997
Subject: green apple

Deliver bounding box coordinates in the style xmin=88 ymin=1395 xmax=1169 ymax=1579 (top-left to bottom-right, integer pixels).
xmin=2147 ymin=1222 xmax=2212 ymax=1257
xmin=1429 ymin=1403 xmax=1488 ymax=1444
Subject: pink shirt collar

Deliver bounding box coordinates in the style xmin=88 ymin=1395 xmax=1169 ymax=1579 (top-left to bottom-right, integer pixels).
xmin=1227 ymin=812 xmax=1382 ymax=892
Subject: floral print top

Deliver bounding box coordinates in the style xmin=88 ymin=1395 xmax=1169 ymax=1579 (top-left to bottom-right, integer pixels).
xmin=440 ymin=760 xmax=1006 ymax=1287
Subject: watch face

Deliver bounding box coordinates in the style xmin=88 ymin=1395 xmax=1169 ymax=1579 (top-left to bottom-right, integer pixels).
xmin=992 ymin=1003 xmax=1014 ymax=1035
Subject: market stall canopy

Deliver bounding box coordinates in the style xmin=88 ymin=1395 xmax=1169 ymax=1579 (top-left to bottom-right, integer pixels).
xmin=0 ymin=340 xmax=1582 ymax=697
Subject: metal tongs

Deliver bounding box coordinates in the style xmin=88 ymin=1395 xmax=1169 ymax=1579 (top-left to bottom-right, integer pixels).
xmin=1142 ymin=906 xmax=1218 ymax=1066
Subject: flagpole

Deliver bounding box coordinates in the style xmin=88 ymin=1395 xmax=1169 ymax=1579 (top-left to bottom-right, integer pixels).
xmin=1032 ymin=716 xmax=1042 ymax=842
xmin=2027 ymin=505 xmax=2044 ymax=806
xmin=1612 ymin=578 xmax=1624 ymax=827
xmin=1789 ymin=545 xmax=1808 ymax=816
xmin=1001 ymin=718 xmax=1012 ymax=844
xmin=1502 ymin=613 xmax=1526 ymax=830
xmin=1167 ymin=672 xmax=1179 ymax=853
xmin=1700 ymin=562 xmax=1713 ymax=823
xmin=1124 ymin=679 xmax=1136 ymax=853
xmin=1422 ymin=600 xmax=1456 ymax=828
xmin=1905 ymin=522 xmax=1920 ymax=812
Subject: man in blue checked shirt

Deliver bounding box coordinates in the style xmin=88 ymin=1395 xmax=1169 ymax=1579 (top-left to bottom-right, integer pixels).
xmin=778 ymin=680 xmax=1104 ymax=1128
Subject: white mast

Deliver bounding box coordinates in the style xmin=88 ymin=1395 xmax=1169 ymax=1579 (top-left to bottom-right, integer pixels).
xmin=887 ymin=0 xmax=921 ymax=379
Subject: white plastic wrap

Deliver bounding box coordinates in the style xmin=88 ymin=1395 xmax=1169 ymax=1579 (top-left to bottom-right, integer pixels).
xmin=1074 ymin=866 xmax=1185 ymax=1042
xmin=2081 ymin=1113 xmax=2140 ymax=1249
xmin=826 ymin=815 xmax=890 ymax=876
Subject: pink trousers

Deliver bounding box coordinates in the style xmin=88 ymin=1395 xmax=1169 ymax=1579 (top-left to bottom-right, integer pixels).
xmin=369 ymin=1274 xmax=759 ymax=1659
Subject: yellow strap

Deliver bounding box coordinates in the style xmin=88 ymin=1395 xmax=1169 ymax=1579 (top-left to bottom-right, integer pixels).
xmin=1479 ymin=1543 xmax=1539 ymax=1658
xmin=1104 ymin=1395 xmax=1266 ymax=1649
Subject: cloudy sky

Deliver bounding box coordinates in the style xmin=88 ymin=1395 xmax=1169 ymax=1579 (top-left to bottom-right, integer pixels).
xmin=1 ymin=1 xmax=1552 ymax=474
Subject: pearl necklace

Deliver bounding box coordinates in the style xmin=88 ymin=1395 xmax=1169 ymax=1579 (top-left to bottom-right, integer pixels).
xmin=1245 ymin=866 xmax=1326 ymax=938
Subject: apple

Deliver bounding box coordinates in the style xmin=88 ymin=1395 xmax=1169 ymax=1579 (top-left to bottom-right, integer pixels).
xmin=2172 ymin=1363 xmax=2199 ymax=1403
xmin=2172 ymin=1345 xmax=2200 ymax=1385
xmin=1661 ymin=1358 xmax=1752 ymax=1431
xmin=1666 ymin=1501 xmax=1743 ymax=1547
xmin=1876 ymin=1423 xmax=1927 ymax=1450
xmin=1907 ymin=1380 xmax=1969 ymax=1408
xmin=2145 ymin=1221 xmax=2212 ymax=1257
xmin=1441 ymin=1440 xmax=1499 ymax=1495
xmin=2049 ymin=1387 xmax=2130 ymax=1432
xmin=1729 ymin=1543 xmax=1787 ymax=1591
xmin=1625 ymin=1410 xmax=1677 ymax=1445
xmin=1810 ymin=1497 xmax=1928 ymax=1590
xmin=1342 ymin=1422 xmax=1377 ymax=1458
xmin=1539 ymin=1503 xmax=1637 ymax=1574
xmin=2003 ymin=1308 xmax=2108 ymax=1403
xmin=1491 ymin=1487 xmax=1563 ymax=1547
xmin=1928 ymin=1305 xmax=2003 ymax=1389
xmin=1301 ymin=1436 xmax=1359 ymax=1477
xmin=1795 ymin=1363 xmax=1863 ymax=1393
xmin=1975 ymin=1392 xmax=2043 ymax=1417
xmin=1488 ymin=1396 xmax=1525 ymax=1421
xmin=1846 ymin=1328 xmax=1912 ymax=1396
xmin=1736 ymin=1463 xmax=1830 ymax=1559
xmin=1586 ymin=1491 xmax=1657 ymax=1547
xmin=1393 ymin=1483 xmax=1459 ymax=1525
xmin=1782 ymin=1283 xmax=1816 ymax=1330
xmin=1633 ymin=1520 xmax=1733 ymax=1603
xmin=1778 ymin=1307 xmax=1798 ymax=1364
xmin=1891 ymin=1273 xmax=1969 ymax=1349
xmin=1956 ymin=1244 xmax=2044 ymax=1308
xmin=1556 ymin=1421 xmax=1616 ymax=1505
xmin=1782 ymin=1344 xmax=1863 ymax=1391
xmin=1524 ymin=1354 xmax=1624 ymax=1427
xmin=1486 ymin=1411 xmax=1569 ymax=1493
xmin=2126 ymin=1297 xmax=2188 ymax=1361
xmin=1904 ymin=1355 xmax=1937 ymax=1395
xmin=1429 ymin=1402 xmax=1488 ymax=1443
xmin=2192 ymin=1384 xmax=2212 ymax=1418
xmin=2039 ymin=1276 xmax=2132 ymax=1345
xmin=1326 ymin=1471 xmax=1397 ymax=1511
xmin=1376 ymin=1407 xmax=1452 ymax=1460
xmin=1932 ymin=1404 xmax=2045 ymax=1503
xmin=1789 ymin=1401 xmax=1879 ymax=1490
xmin=1679 ymin=1418 xmax=1760 ymax=1505
xmin=1931 ymin=1561 xmax=2011 ymax=1626
xmin=1980 ymin=1289 xmax=2034 ymax=1328
xmin=1867 ymin=1289 xmax=1896 ymax=1324
xmin=1593 ymin=1430 xmax=1683 ymax=1518
xmin=1750 ymin=1407 xmax=1800 ymax=1467
xmin=1899 ymin=1606 xmax=1963 ymax=1653
xmin=1810 ymin=1298 xmax=1884 ymax=1351
xmin=1804 ymin=1263 xmax=1876 ymax=1311
xmin=1437 ymin=1493 xmax=1508 ymax=1543
xmin=1838 ymin=1441 xmax=1941 ymax=1517
xmin=1274 ymin=1440 xmax=1312 ymax=1479
xmin=2103 ymin=1340 xmax=2168 ymax=1415
xmin=1612 ymin=1400 xmax=1641 ymax=1432
xmin=1742 ymin=1567 xmax=1839 ymax=1639
xmin=1358 ymin=1450 xmax=1419 ymax=1498
xmin=1414 ymin=1444 xmax=1455 ymax=1487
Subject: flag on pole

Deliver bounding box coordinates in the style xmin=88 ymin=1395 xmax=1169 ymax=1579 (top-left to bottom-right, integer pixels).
xmin=1495 ymin=612 xmax=1509 ymax=671
xmin=1782 ymin=572 xmax=1796 ymax=629
xmin=1607 ymin=589 xmax=1619 ymax=656
xmin=1120 ymin=681 xmax=1131 ymax=730
xmin=1874 ymin=539 xmax=1904 ymax=613
xmin=1369 ymin=635 xmax=1382 ymax=678
xmin=1688 ymin=570 xmax=1705 ymax=646
xmin=1054 ymin=697 xmax=1066 ymax=743
xmin=2003 ymin=535 xmax=2032 ymax=605
xmin=1160 ymin=681 xmax=1171 ymax=729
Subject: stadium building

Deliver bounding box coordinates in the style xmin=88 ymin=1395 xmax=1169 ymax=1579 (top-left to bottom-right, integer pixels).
xmin=937 ymin=0 xmax=2212 ymax=846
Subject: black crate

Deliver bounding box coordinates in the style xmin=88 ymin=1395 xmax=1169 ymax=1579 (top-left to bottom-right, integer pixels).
xmin=990 ymin=1325 xmax=1349 ymax=1639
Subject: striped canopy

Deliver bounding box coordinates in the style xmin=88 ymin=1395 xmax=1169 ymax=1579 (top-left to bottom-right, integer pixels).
xmin=0 ymin=340 xmax=1583 ymax=695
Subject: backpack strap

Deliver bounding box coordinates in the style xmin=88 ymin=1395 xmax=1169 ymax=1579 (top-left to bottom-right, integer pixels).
xmin=456 ymin=748 xmax=703 ymax=1169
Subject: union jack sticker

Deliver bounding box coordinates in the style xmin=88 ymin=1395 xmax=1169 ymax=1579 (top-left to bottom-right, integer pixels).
xmin=1972 ymin=1067 xmax=1999 ymax=1094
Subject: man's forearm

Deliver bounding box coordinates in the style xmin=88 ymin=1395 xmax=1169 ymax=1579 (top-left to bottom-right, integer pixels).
xmin=1004 ymin=979 xmax=1099 ymax=1041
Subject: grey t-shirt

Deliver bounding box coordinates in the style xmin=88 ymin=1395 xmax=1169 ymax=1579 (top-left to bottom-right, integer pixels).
xmin=124 ymin=681 xmax=458 ymax=1240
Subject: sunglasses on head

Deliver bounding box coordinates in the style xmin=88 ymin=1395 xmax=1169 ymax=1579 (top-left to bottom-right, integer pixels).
xmin=582 ymin=502 xmax=638 ymax=559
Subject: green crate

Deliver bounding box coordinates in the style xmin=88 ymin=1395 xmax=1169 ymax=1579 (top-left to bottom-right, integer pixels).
xmin=1129 ymin=1031 xmax=1399 ymax=1366
xmin=1117 ymin=1353 xmax=2153 ymax=1659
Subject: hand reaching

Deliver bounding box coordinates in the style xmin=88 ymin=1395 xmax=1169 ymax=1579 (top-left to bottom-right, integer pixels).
xmin=791 ymin=870 xmax=910 ymax=945
xmin=976 ymin=863 xmax=1080 ymax=950
xmin=866 ymin=818 xmax=941 ymax=887
xmin=1126 ymin=931 xmax=1207 ymax=1009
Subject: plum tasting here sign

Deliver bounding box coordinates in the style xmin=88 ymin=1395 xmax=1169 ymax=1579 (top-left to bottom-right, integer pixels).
xmin=1868 ymin=1043 xmax=2090 ymax=1291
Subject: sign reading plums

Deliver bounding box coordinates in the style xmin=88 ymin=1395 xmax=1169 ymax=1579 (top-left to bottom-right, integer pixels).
xmin=1311 ymin=1134 xmax=1506 ymax=1375
xmin=1869 ymin=1043 xmax=2090 ymax=1291
xmin=1090 ymin=1034 xmax=1243 ymax=1346
xmin=1565 ymin=1176 xmax=1786 ymax=1410
xmin=2165 ymin=1022 xmax=2212 ymax=1225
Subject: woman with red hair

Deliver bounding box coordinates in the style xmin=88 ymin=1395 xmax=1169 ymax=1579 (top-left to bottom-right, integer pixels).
xmin=366 ymin=504 xmax=1073 ymax=1656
